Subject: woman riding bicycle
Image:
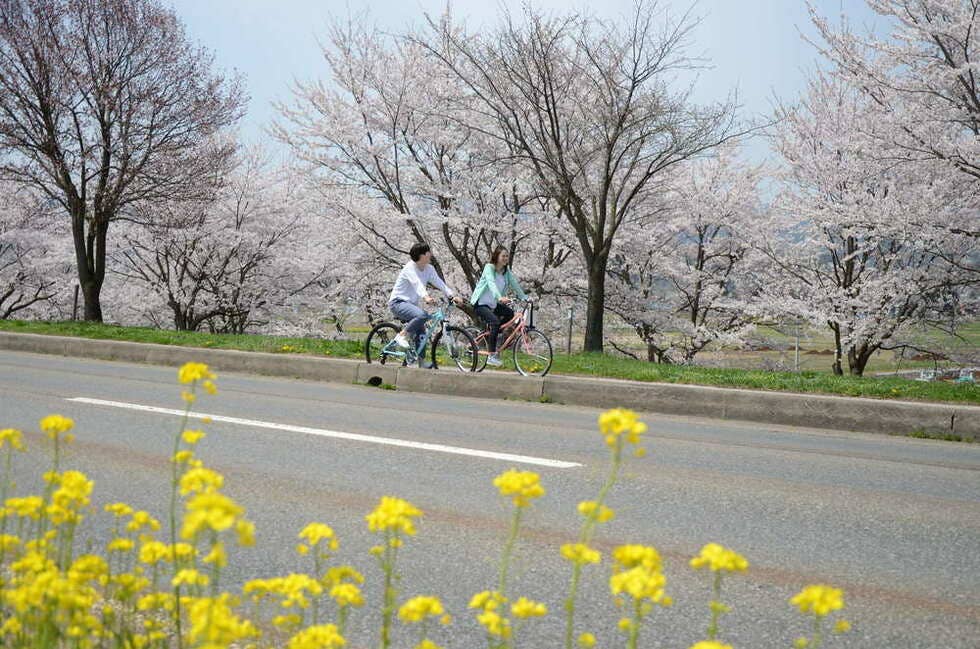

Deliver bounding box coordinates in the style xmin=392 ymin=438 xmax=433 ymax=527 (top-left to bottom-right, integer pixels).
xmin=470 ymin=246 xmax=527 ymax=367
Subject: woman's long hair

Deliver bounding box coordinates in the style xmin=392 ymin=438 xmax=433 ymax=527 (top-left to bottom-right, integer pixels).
xmin=490 ymin=246 xmax=509 ymax=273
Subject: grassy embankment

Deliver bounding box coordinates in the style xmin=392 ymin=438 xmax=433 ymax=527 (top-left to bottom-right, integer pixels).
xmin=1 ymin=319 xmax=978 ymax=405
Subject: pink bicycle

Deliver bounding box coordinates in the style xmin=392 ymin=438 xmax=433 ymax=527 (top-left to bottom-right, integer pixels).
xmin=465 ymin=299 xmax=553 ymax=376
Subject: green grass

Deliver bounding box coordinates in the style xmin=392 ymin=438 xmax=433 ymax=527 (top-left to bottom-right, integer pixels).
xmin=0 ymin=319 xmax=365 ymax=359
xmin=1 ymin=319 xmax=978 ymax=405
xmin=548 ymin=352 xmax=979 ymax=404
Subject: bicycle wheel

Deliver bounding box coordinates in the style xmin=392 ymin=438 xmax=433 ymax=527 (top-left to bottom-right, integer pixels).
xmin=365 ymin=322 xmax=406 ymax=366
xmin=513 ymin=329 xmax=553 ymax=377
xmin=431 ymin=325 xmax=479 ymax=372
xmin=465 ymin=326 xmax=490 ymax=372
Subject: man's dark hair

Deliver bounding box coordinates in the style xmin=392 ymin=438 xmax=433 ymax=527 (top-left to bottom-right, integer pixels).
xmin=410 ymin=242 xmax=431 ymax=262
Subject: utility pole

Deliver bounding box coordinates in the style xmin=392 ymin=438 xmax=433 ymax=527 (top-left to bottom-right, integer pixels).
xmin=566 ymin=307 xmax=574 ymax=355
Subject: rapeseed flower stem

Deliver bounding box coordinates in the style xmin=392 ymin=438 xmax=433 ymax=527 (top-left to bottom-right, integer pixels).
xmin=169 ymin=387 xmax=195 ymax=649
xmin=564 ymin=435 xmax=624 ymax=649
xmin=708 ymin=572 xmax=722 ymax=639
xmin=498 ymin=506 xmax=523 ymax=596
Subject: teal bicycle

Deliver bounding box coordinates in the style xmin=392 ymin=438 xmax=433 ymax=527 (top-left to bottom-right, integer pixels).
xmin=365 ymin=299 xmax=479 ymax=372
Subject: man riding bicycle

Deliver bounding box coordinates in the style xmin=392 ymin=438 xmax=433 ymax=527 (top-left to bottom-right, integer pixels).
xmin=388 ymin=243 xmax=463 ymax=355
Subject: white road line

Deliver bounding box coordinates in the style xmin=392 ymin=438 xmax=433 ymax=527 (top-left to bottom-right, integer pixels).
xmin=66 ymin=397 xmax=581 ymax=469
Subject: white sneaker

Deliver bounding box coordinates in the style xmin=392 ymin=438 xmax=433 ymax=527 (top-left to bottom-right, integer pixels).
xmin=486 ymin=353 xmax=503 ymax=367
xmin=393 ymin=333 xmax=411 ymax=349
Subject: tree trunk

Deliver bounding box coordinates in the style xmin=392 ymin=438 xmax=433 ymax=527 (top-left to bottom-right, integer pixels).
xmin=830 ymin=322 xmax=844 ymax=376
xmin=72 ymin=212 xmax=107 ymax=323
xmin=847 ymin=345 xmax=874 ymax=377
xmin=81 ymin=280 xmax=103 ymax=322
xmin=584 ymin=255 xmax=608 ymax=353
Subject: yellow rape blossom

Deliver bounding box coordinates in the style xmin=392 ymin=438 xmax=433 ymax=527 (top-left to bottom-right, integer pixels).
xmin=298 ymin=522 xmax=339 ymax=551
xmin=105 ymin=502 xmax=134 ymax=517
xmin=5 ymin=495 xmax=43 ymax=519
xmin=578 ymin=632 xmax=597 ymax=647
xmin=179 ymin=467 xmax=224 ymax=496
xmin=578 ymin=500 xmax=615 ymax=523
xmin=173 ymin=449 xmax=194 ymax=464
xmin=366 ymin=496 xmax=423 ymax=535
xmin=182 ymin=429 xmax=206 ymax=444
xmin=399 ymin=595 xmax=446 ymax=623
xmin=415 ymin=641 xmax=443 ymax=649
xmin=326 ymin=565 xmax=364 ymax=586
xmin=68 ymin=555 xmax=108 ymax=584
xmin=127 ymin=510 xmax=161 ymax=533
xmin=181 ymin=491 xmax=244 ymax=539
xmin=287 ymin=623 xmax=346 ymax=649
xmin=690 ymin=543 xmax=749 ymax=573
xmin=689 ymin=642 xmax=734 ymax=649
xmin=476 ymin=609 xmax=511 ymax=638
xmin=791 ymin=584 xmax=845 ymax=617
xmin=613 ymin=544 xmax=662 ymax=572
xmin=561 ymin=543 xmax=601 ymax=565
xmin=168 ymin=542 xmax=197 ymax=561
xmin=598 ymin=408 xmax=646 ymax=447
xmin=203 ymin=541 xmax=227 ymax=568
xmin=172 ymin=568 xmax=210 ymax=588
xmin=493 ymin=469 xmax=545 ymax=507
xmin=511 ymin=596 xmax=547 ymax=618
xmin=244 ymin=574 xmax=323 ymax=608
xmin=186 ymin=594 xmax=257 ymax=647
xmin=0 ymin=427 xmax=25 ymax=450
xmin=139 ymin=541 xmax=170 ymax=565
xmin=137 ymin=592 xmax=177 ymax=613
xmin=40 ymin=414 xmax=74 ymax=437
xmin=107 ymin=537 xmax=135 ymax=553
xmin=0 ymin=534 xmax=20 ymax=552
xmin=610 ymin=565 xmax=668 ymax=604
xmin=330 ymin=582 xmax=364 ymax=607
xmin=178 ymin=362 xmax=216 ymax=385
xmin=236 ymin=519 xmax=256 ymax=546
xmin=469 ymin=590 xmax=506 ymax=612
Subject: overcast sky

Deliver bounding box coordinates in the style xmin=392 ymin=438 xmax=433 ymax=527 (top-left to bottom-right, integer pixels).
xmin=166 ymin=0 xmax=882 ymax=154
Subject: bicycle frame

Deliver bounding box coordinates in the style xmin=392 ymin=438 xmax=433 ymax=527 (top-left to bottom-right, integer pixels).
xmin=382 ymin=301 xmax=453 ymax=362
xmin=476 ymin=301 xmax=534 ymax=353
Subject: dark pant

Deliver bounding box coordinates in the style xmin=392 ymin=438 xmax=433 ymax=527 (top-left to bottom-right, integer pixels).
xmin=475 ymin=303 xmax=514 ymax=353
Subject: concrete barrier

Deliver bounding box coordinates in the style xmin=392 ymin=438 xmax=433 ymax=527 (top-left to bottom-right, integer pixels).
xmin=396 ymin=366 xmax=544 ymax=401
xmin=2 ymin=330 xmax=978 ymax=439
xmin=541 ymin=373 xmax=979 ymax=439
xmin=0 ymin=332 xmax=360 ymax=385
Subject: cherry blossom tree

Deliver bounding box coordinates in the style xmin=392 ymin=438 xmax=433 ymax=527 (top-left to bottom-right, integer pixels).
xmin=811 ymin=0 xmax=980 ymax=186
xmin=111 ymin=151 xmax=332 ymax=333
xmin=0 ymin=0 xmax=244 ymax=322
xmin=810 ymin=0 xmax=980 ymax=281
xmin=0 ymin=183 xmax=73 ymax=319
xmin=759 ymin=69 xmax=977 ymax=376
xmin=271 ymin=10 xmax=568 ymax=314
xmin=418 ymin=1 xmax=744 ymax=351
xmin=606 ymin=144 xmax=765 ymax=363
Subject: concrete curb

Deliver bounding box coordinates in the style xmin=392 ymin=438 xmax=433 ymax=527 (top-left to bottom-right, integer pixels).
xmin=2 ymin=331 xmax=978 ymax=440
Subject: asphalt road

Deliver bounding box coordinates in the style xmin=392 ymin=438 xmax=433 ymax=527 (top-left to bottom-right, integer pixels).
xmin=1 ymin=349 xmax=978 ymax=649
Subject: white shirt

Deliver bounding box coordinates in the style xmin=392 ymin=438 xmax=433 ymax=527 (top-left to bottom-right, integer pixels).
xmin=388 ymin=261 xmax=455 ymax=306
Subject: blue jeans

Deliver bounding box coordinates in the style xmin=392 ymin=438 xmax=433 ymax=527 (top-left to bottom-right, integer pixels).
xmin=390 ymin=300 xmax=429 ymax=345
